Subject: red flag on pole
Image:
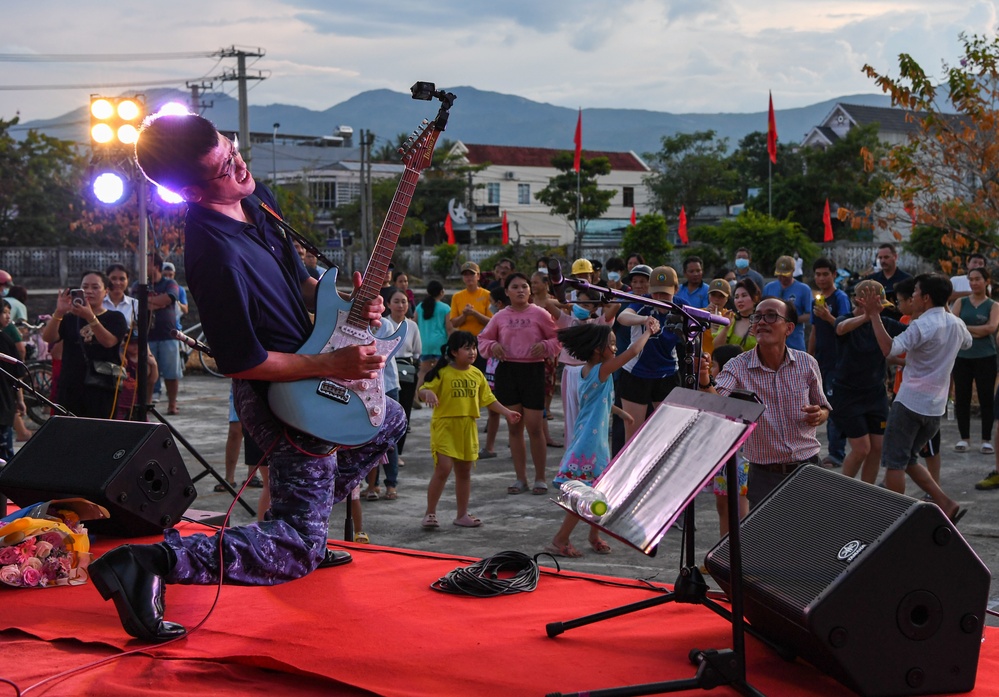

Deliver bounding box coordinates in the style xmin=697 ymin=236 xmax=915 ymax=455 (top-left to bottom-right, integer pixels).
xmin=444 ymin=215 xmax=455 ymax=245
xmin=630 ymin=207 xmax=637 ymax=226
xmin=501 ymin=210 xmax=509 ymax=245
xmin=823 ymin=198 xmax=834 ymax=242
xmin=767 ymin=92 xmax=778 ymax=165
xmin=573 ymin=108 xmax=582 ymax=173
xmin=678 ymin=206 xmax=688 ymax=244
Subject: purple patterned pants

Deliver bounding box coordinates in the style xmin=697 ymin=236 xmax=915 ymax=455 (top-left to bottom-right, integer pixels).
xmin=164 ymin=378 xmax=405 ymax=585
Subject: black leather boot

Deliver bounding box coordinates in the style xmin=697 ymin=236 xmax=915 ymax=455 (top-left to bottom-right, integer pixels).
xmin=90 ymin=545 xmax=187 ymax=642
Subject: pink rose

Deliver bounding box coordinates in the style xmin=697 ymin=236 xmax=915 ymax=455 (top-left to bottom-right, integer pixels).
xmin=33 ymin=540 xmax=54 ymax=559
xmin=0 ymin=546 xmax=18 ymax=565
xmin=0 ymin=564 xmax=21 ymax=585
xmin=38 ymin=532 xmax=63 ymax=546
xmin=20 ymin=567 xmax=41 ymax=587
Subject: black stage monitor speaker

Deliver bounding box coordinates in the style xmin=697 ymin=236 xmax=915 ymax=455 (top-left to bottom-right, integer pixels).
xmin=706 ymin=465 xmax=990 ymax=697
xmin=0 ymin=416 xmax=196 ymax=537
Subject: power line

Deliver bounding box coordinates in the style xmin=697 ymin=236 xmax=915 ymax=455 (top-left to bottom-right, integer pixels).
xmin=0 ymin=77 xmax=220 ymax=91
xmin=0 ymin=51 xmax=215 ymax=62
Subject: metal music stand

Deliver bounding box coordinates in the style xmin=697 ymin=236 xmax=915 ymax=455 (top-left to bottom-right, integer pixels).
xmin=545 ymin=388 xmax=782 ymax=697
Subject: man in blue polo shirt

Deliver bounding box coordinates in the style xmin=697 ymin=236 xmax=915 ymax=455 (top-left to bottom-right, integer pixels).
xmin=763 ymin=255 xmax=812 ymax=351
xmin=674 ymin=256 xmax=710 ymax=309
xmin=91 ymin=113 xmax=405 ymax=643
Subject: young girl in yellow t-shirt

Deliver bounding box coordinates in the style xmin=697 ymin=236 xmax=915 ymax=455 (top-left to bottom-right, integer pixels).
xmin=418 ymin=331 xmax=521 ymax=529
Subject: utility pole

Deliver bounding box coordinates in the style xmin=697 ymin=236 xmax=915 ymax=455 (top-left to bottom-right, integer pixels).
xmin=218 ymin=46 xmax=266 ymax=169
xmin=466 ymin=171 xmax=477 ymax=245
xmin=366 ymin=130 xmax=375 ymax=260
xmin=186 ymin=81 xmax=214 ymax=115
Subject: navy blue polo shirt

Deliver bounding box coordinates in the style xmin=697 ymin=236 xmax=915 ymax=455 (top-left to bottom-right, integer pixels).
xmin=185 ymin=184 xmax=312 ymax=375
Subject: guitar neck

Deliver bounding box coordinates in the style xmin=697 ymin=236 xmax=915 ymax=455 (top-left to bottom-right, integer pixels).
xmin=347 ymin=166 xmax=422 ymax=328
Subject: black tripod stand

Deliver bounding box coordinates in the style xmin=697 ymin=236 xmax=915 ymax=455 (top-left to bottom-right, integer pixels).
xmin=545 ymin=453 xmax=781 ymax=697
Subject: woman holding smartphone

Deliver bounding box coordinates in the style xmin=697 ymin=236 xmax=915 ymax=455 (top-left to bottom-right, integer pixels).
xmin=41 ymin=270 xmax=129 ymax=418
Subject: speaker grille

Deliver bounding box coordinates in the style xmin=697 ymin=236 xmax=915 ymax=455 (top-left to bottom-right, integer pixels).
xmin=709 ymin=466 xmax=916 ymax=624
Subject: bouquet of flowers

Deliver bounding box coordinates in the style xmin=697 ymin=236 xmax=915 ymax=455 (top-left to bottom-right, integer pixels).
xmin=0 ymin=498 xmax=109 ymax=589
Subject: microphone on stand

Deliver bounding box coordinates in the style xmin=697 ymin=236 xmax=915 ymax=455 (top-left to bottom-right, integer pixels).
xmin=171 ymin=329 xmax=213 ymax=357
xmin=548 ymin=259 xmax=567 ymax=304
xmin=0 ymin=353 xmax=24 ymax=367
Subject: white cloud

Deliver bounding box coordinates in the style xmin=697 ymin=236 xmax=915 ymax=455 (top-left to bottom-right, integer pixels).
xmin=1 ymin=0 xmax=997 ymax=121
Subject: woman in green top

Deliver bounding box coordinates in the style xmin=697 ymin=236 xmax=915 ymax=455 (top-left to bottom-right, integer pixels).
xmin=714 ymin=278 xmax=760 ymax=351
xmin=950 ymin=267 xmax=999 ymax=453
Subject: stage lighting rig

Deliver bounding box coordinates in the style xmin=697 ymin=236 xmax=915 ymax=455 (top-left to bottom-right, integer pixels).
xmin=89 ymin=95 xmax=145 ymax=150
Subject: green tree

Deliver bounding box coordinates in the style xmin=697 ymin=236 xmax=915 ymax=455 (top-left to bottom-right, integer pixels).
xmin=729 ymin=130 xmax=805 ymax=198
xmin=0 ymin=117 xmax=90 ymax=246
xmin=692 ymin=210 xmax=819 ymax=275
xmin=863 ymin=31 xmax=999 ymax=269
xmin=373 ymin=133 xmax=410 ymax=162
xmin=273 ymin=181 xmax=319 ymax=244
xmin=621 ymin=213 xmax=672 ymax=267
xmin=643 ymin=130 xmax=739 ymax=221
xmin=535 ymin=152 xmax=616 ymax=238
xmin=749 ymin=124 xmax=886 ymax=241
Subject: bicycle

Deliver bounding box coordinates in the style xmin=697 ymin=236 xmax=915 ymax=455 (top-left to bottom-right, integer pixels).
xmin=16 ymin=318 xmax=54 ymax=426
xmin=181 ymin=322 xmax=225 ymax=378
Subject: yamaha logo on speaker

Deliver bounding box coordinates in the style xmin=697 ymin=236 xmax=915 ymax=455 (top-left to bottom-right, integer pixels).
xmin=113 ymin=449 xmax=126 ymax=460
xmin=837 ymin=540 xmax=866 ymax=562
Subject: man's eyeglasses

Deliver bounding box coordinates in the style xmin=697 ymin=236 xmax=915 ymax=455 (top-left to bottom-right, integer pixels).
xmin=749 ymin=311 xmax=789 ymax=325
xmin=201 ymin=135 xmax=239 ymax=182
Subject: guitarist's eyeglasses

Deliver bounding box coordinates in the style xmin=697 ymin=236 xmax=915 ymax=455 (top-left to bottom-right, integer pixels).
xmin=200 ymin=135 xmax=239 ymax=182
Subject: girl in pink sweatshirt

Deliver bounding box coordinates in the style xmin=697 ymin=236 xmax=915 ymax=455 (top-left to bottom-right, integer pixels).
xmin=478 ymin=272 xmax=561 ymax=495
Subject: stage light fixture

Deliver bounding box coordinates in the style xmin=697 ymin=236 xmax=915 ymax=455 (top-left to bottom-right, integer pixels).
xmin=91 ymin=171 xmax=128 ymax=205
xmin=156 ymin=186 xmax=184 ymax=205
xmin=89 ymin=95 xmax=145 ymax=149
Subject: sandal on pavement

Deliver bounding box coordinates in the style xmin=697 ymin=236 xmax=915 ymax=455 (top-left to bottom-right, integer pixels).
xmin=453 ymin=514 xmax=482 ymax=528
xmin=244 ymin=474 xmax=264 ymax=488
xmin=982 ymin=443 xmax=995 ymax=455
xmin=364 ymin=488 xmax=380 ymax=501
xmin=167 ymin=406 xmax=180 ymax=415
xmin=354 ymin=532 xmax=370 ymax=543
xmin=546 ymin=441 xmax=563 ymax=448
xmin=213 ymin=481 xmax=237 ymax=493
xmin=421 ymin=513 xmax=439 ymax=529
xmin=384 ymin=488 xmax=398 ymax=500
xmin=589 ymin=539 xmax=612 ymax=554
xmin=531 ymin=481 xmax=548 ymax=495
xmin=507 ymin=480 xmax=528 ymax=494
xmin=544 ymin=541 xmax=583 ymax=558
xmin=478 ymin=449 xmax=497 ymax=459
xmin=950 ymin=507 xmax=968 ymax=526
xmin=955 ymin=440 xmax=969 ymax=452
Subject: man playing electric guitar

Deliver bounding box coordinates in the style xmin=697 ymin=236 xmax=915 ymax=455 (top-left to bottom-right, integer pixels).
xmin=89 ymin=112 xmax=405 ymax=643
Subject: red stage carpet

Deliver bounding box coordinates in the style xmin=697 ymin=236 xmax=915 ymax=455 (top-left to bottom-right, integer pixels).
xmin=1 ymin=522 xmax=997 ymax=696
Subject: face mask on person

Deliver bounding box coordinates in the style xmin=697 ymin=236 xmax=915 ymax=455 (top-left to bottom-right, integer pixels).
xmin=537 ymin=267 xmax=548 ymax=276
xmin=0 ymin=288 xmax=8 ymax=297
xmin=607 ymin=271 xmax=621 ymax=282
xmin=735 ymin=258 xmax=750 ymax=270
xmin=571 ymin=304 xmax=591 ymax=321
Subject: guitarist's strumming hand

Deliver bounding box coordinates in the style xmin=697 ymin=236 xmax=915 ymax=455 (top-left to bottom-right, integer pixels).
xmin=321 ymin=343 xmax=386 ymax=381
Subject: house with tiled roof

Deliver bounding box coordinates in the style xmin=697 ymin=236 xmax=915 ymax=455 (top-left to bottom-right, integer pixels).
xmin=448 ymin=141 xmax=652 ymax=246
xmin=801 ymin=103 xmax=923 ymax=149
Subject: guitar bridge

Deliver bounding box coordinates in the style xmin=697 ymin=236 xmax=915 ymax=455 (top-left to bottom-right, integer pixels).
xmin=316 ymin=379 xmax=351 ymax=404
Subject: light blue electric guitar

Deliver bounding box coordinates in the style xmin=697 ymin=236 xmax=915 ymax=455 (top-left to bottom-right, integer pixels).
xmin=268 ymin=86 xmax=455 ymax=446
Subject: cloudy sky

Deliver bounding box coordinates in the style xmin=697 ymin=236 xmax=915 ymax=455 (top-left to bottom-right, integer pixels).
xmin=1 ymin=0 xmax=995 ymax=122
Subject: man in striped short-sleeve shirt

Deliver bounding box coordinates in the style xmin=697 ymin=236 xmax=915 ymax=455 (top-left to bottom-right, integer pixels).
xmin=702 ymin=297 xmax=831 ymax=506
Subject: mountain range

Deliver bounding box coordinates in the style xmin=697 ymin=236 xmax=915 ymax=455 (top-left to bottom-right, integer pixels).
xmin=18 ymin=86 xmax=894 ymax=156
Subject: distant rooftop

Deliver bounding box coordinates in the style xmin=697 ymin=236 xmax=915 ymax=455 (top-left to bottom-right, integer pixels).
xmin=457 ymin=143 xmax=649 ymax=172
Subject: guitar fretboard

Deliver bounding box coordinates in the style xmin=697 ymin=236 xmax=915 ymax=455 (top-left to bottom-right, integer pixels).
xmin=346 ymin=166 xmax=422 ymax=329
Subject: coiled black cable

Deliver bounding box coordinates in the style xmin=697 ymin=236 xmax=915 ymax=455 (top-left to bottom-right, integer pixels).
xmin=431 ymin=551 xmax=559 ymax=597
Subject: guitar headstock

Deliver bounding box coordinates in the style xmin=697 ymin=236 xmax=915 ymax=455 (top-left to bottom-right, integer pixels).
xmin=400 ymin=85 xmax=455 ymax=173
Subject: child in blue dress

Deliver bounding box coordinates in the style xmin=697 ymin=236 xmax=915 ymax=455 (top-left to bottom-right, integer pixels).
xmin=546 ymin=317 xmax=660 ymax=557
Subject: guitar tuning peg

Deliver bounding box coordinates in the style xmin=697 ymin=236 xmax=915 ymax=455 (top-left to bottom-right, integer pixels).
xmin=422 ymin=119 xmax=429 ymax=125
